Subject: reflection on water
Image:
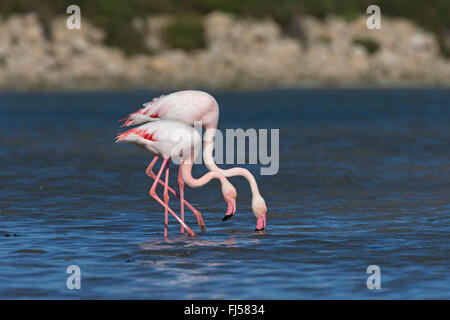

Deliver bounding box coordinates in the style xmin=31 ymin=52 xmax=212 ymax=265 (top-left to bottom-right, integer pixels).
xmin=0 ymin=89 xmax=449 ymax=299
xmin=140 ymin=236 xmax=239 ymax=250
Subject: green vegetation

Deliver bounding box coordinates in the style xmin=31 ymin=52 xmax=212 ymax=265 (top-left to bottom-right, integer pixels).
xmin=0 ymin=0 xmax=448 ymax=56
xmin=163 ymin=15 xmax=206 ymax=51
xmin=352 ymin=37 xmax=380 ymax=55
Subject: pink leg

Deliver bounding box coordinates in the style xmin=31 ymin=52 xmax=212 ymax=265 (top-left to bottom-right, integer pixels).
xmin=149 ymin=158 xmax=195 ymax=237
xmin=163 ymin=161 xmax=170 ymax=238
xmin=145 ymin=156 xmax=160 ymax=177
xmin=146 ymin=157 xmax=206 ymax=231
xmin=178 ymin=161 xmax=185 ymax=234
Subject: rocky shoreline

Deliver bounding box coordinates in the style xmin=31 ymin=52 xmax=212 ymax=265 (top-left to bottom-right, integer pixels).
xmin=0 ymin=12 xmax=449 ymax=90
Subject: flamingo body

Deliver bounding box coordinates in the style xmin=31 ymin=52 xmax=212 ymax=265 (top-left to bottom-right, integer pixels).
xmin=117 ymin=119 xmax=236 ymax=237
xmin=117 ymin=120 xmax=201 ymax=161
xmin=118 ymin=90 xmax=267 ymax=233
xmin=122 ymin=90 xmax=218 ymax=128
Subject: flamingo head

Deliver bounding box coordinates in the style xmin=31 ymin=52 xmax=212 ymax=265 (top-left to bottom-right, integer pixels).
xmin=221 ymin=180 xmax=237 ymax=221
xmin=252 ymin=195 xmax=267 ymax=231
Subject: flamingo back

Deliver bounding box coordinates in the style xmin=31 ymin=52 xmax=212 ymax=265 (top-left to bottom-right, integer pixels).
xmin=121 ymin=90 xmax=219 ymax=128
xmin=116 ymin=120 xmax=201 ymax=161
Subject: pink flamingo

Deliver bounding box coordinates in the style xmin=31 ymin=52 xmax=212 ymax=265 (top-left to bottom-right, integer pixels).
xmin=120 ymin=90 xmax=267 ymax=231
xmin=116 ymin=120 xmax=237 ymax=237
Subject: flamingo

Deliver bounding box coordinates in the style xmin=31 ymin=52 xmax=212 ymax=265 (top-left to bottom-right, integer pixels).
xmin=116 ymin=120 xmax=237 ymax=237
xmin=120 ymin=90 xmax=267 ymax=231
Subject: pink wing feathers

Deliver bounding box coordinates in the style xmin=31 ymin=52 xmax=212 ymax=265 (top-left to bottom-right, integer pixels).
xmin=116 ymin=126 xmax=157 ymax=143
xmin=119 ymin=90 xmax=218 ymax=128
xmin=120 ymin=95 xmax=166 ymax=127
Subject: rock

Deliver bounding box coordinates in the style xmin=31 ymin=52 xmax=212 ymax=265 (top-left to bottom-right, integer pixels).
xmin=144 ymin=15 xmax=172 ymax=53
xmin=202 ymin=12 xmax=303 ymax=87
xmin=0 ymin=12 xmax=448 ymax=89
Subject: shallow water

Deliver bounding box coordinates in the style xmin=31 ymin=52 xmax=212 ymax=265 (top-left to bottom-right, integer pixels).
xmin=0 ymin=89 xmax=449 ymax=299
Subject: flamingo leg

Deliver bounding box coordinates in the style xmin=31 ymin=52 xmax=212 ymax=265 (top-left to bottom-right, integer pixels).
xmin=163 ymin=161 xmax=170 ymax=238
xmin=146 ymin=157 xmax=206 ymax=231
xmin=178 ymin=160 xmax=184 ymax=234
xmin=149 ymin=158 xmax=195 ymax=237
xmin=145 ymin=156 xmax=160 ymax=177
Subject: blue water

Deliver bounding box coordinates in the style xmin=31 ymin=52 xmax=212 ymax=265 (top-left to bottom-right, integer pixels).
xmin=0 ymin=89 xmax=449 ymax=299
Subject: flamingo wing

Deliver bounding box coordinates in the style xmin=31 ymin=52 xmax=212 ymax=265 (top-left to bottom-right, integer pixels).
xmin=116 ymin=125 xmax=157 ymax=143
xmin=119 ymin=90 xmax=217 ymax=128
xmin=120 ymin=95 xmax=166 ymax=127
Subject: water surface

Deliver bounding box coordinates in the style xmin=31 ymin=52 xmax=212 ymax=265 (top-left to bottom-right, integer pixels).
xmin=0 ymin=89 xmax=449 ymax=299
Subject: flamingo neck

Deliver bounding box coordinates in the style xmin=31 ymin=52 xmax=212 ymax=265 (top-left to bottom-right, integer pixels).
xmin=203 ymin=125 xmax=262 ymax=198
xmin=181 ymin=161 xmax=226 ymax=188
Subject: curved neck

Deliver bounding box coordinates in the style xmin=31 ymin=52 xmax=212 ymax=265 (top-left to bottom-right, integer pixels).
xmin=203 ymin=125 xmax=262 ymax=197
xmin=181 ymin=161 xmax=226 ymax=188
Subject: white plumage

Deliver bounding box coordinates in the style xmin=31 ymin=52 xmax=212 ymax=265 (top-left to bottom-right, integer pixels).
xmin=117 ymin=90 xmax=267 ymax=236
xmin=117 ymin=120 xmax=201 ymax=162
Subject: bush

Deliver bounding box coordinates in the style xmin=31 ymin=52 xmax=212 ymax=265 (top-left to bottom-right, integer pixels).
xmin=352 ymin=37 xmax=380 ymax=55
xmin=163 ymin=15 xmax=206 ymax=51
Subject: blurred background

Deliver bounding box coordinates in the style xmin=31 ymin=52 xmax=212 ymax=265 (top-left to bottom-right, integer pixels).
xmin=0 ymin=0 xmax=449 ymax=90
xmin=1 ymin=1 xmax=450 ymax=299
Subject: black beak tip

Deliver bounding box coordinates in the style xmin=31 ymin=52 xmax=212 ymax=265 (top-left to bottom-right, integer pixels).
xmin=222 ymin=215 xmax=233 ymax=222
